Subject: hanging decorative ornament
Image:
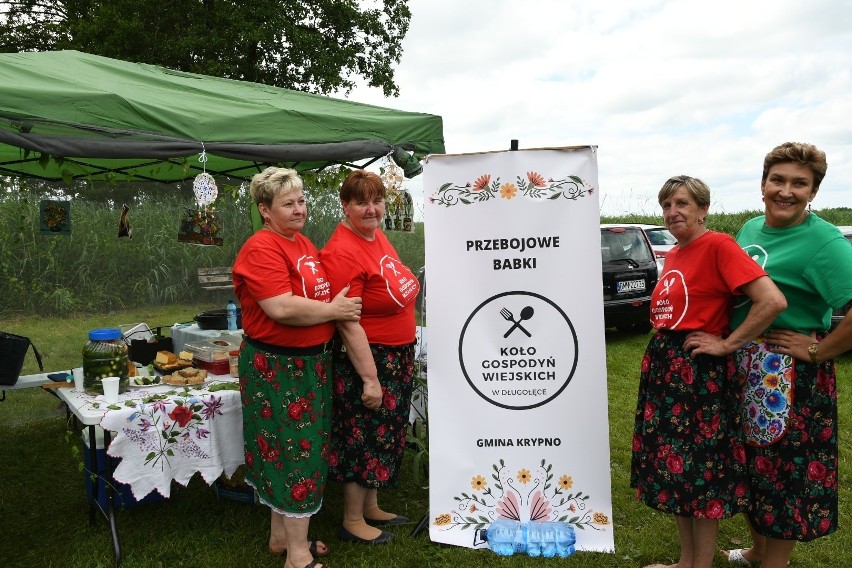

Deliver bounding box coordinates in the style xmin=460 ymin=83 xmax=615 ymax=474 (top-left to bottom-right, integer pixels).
xmin=177 ymin=206 xmax=223 ymax=246
xmin=39 ymin=199 xmax=71 ymax=235
xmin=178 ymin=146 xmax=223 ymax=246
xmin=118 ymin=204 xmax=132 ymax=239
xmin=380 ymin=156 xmax=405 ymax=193
xmin=193 ymin=172 xmax=218 ymax=206
xmin=380 ymin=155 xmax=414 ymax=233
xmin=192 ymin=149 xmax=218 ymax=206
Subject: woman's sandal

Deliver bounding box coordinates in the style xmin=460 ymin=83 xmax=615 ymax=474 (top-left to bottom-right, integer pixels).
xmin=273 ymin=538 xmax=330 ymax=557
xmin=286 ymin=561 xmax=325 ymax=568
xmin=723 ymin=549 xmax=754 ymax=566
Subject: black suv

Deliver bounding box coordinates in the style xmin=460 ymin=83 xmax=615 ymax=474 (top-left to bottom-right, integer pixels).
xmin=600 ymin=224 xmax=659 ymax=332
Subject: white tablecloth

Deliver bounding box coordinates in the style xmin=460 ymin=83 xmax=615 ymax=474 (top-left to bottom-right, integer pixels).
xmin=98 ymin=380 xmax=244 ymax=499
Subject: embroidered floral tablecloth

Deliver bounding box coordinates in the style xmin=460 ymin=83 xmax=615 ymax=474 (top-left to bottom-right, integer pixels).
xmin=99 ymin=386 xmax=244 ymax=499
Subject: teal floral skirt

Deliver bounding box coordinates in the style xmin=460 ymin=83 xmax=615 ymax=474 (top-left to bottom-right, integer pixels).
xmin=239 ymin=340 xmax=332 ymax=516
xmin=329 ymin=342 xmax=415 ymax=488
xmin=630 ymin=331 xmax=749 ymax=518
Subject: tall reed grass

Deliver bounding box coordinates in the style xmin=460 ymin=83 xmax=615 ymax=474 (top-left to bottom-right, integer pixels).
xmin=0 ymin=182 xmax=428 ymax=316
xmin=1 ymin=178 xmax=849 ymax=318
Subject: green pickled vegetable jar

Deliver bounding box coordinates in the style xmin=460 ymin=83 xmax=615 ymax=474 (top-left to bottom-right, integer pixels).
xmin=83 ymin=328 xmax=129 ymax=395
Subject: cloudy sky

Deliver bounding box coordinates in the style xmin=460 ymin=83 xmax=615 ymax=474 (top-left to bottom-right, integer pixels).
xmin=344 ymin=0 xmax=852 ymax=219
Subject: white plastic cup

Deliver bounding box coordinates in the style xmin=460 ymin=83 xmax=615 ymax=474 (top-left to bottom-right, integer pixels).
xmin=72 ymin=368 xmax=85 ymax=392
xmin=102 ymin=376 xmax=120 ymax=403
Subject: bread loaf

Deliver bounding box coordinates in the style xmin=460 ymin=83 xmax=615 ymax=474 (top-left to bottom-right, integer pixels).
xmin=155 ymin=351 xmax=179 ymax=366
xmin=163 ymin=367 xmax=207 ymax=385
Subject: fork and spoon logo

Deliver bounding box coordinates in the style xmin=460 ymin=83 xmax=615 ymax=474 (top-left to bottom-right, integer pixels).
xmin=500 ymin=306 xmax=534 ymax=337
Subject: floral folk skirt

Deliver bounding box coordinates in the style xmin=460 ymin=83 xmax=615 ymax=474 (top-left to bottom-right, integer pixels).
xmin=736 ymin=346 xmax=839 ymax=541
xmin=239 ymin=340 xmax=332 ymax=517
xmin=329 ymin=341 xmax=415 ymax=488
xmin=630 ymin=331 xmax=749 ymax=518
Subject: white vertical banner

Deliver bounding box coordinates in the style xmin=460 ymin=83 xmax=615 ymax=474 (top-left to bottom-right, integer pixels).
xmin=423 ymin=147 xmax=614 ymax=553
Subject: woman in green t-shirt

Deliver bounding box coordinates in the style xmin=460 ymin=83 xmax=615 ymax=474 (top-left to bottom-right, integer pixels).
xmin=721 ymin=142 xmax=852 ymax=568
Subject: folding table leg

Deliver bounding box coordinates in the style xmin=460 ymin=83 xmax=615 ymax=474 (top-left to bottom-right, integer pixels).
xmin=102 ymin=429 xmax=123 ymax=566
xmin=87 ymin=425 xmax=98 ymax=527
xmin=85 ymin=424 xmax=123 ymax=565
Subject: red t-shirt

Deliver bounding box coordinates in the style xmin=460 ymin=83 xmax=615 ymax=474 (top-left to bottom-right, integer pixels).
xmin=320 ymin=225 xmax=419 ymax=345
xmin=232 ymin=230 xmax=335 ymax=347
xmin=650 ymin=231 xmax=766 ymax=335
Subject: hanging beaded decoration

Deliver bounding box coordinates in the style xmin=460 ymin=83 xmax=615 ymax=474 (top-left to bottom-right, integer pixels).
xmin=192 ymin=150 xmax=218 ymax=206
xmin=380 ymin=155 xmax=414 ymax=232
xmin=178 ymin=147 xmax=223 ymax=246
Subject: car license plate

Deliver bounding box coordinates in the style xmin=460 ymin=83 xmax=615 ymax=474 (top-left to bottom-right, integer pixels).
xmin=617 ymin=279 xmax=645 ymax=293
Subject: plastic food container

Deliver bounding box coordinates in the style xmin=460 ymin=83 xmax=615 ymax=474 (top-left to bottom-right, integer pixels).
xmin=83 ymin=328 xmax=129 ymax=395
xmin=184 ymin=337 xmax=241 ymax=376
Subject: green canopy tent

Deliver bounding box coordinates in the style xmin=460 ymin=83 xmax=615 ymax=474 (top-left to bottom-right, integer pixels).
xmin=0 ymin=50 xmax=444 ymax=183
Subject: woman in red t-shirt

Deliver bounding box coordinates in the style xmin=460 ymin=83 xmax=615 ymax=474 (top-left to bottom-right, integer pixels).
xmin=629 ymin=175 xmax=785 ymax=568
xmin=232 ymin=167 xmax=362 ymax=568
xmin=320 ymin=170 xmax=420 ymax=545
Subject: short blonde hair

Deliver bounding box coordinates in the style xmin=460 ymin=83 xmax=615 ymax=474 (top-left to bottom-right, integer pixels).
xmin=250 ymin=167 xmax=303 ymax=207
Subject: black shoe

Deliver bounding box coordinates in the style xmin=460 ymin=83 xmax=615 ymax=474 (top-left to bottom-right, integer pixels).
xmin=338 ymin=526 xmax=395 ymax=544
xmin=365 ymin=515 xmax=410 ymax=527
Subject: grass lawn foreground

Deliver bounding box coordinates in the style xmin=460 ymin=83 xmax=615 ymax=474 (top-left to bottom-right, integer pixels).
xmin=1 ymin=305 xmax=851 ymax=567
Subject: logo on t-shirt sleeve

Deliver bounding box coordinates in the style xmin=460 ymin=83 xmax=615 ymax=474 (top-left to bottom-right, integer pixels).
xmin=741 ymin=243 xmax=768 ymax=269
xmin=380 ymin=255 xmax=419 ymax=307
xmin=735 ymin=243 xmax=768 ymax=309
xmin=297 ymin=255 xmax=331 ymax=302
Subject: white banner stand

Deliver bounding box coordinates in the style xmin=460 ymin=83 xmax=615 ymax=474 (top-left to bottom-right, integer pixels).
xmin=422 ymin=146 xmax=614 ymax=553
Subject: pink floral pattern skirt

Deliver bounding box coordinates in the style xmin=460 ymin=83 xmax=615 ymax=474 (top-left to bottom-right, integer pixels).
xmin=239 ymin=341 xmax=331 ymax=516
xmin=630 ymin=331 xmax=749 ymax=519
xmin=329 ymin=342 xmax=415 ymax=488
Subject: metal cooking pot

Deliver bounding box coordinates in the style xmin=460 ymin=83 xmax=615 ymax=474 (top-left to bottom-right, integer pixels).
xmin=194 ymin=308 xmax=242 ymax=330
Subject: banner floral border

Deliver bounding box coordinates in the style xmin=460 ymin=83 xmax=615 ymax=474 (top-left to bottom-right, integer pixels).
xmin=432 ymin=458 xmax=610 ymax=532
xmin=429 ymin=171 xmax=594 ymax=207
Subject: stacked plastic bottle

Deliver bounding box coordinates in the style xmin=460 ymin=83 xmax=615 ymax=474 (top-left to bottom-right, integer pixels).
xmin=226 ymin=299 xmax=238 ymax=331
xmin=485 ymin=519 xmax=576 ymax=558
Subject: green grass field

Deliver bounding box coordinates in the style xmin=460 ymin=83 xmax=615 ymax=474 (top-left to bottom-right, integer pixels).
xmin=1 ymin=307 xmax=851 ymax=567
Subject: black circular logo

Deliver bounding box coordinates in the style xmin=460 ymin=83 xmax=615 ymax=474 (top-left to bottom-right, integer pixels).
xmin=458 ymin=291 xmax=578 ymax=410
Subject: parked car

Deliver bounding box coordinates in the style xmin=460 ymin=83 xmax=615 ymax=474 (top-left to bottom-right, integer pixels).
xmin=830 ymin=225 xmax=852 ymax=331
xmin=628 ymin=223 xmax=676 ymax=275
xmin=600 ymin=224 xmax=659 ymax=332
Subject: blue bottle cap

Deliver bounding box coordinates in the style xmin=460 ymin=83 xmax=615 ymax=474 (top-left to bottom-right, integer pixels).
xmin=88 ymin=328 xmax=122 ymax=341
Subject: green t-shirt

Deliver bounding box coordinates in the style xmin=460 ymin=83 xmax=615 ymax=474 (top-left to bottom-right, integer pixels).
xmin=731 ymin=213 xmax=852 ymax=333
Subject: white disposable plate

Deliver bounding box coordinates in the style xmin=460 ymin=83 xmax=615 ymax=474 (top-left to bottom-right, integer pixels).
xmin=127 ymin=377 xmax=165 ymax=388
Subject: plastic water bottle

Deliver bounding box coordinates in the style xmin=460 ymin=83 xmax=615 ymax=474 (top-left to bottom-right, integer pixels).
xmin=512 ymin=522 xmax=528 ymax=555
xmin=485 ymin=519 xmax=518 ymax=556
xmin=526 ymin=522 xmax=543 ymax=557
xmin=540 ymin=522 xmax=557 ymax=558
xmin=553 ymin=522 xmax=576 ymax=558
xmin=226 ymin=299 xmax=238 ymax=331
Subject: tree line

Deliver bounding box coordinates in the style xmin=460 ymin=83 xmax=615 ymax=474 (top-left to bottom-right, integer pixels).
xmin=0 ymin=0 xmax=411 ymax=96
